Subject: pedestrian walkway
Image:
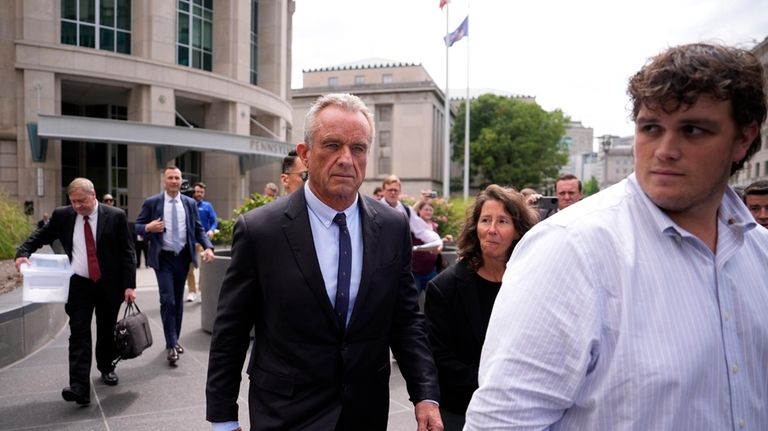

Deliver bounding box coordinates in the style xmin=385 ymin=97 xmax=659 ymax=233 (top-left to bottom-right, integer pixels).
xmin=0 ymin=267 xmax=417 ymax=430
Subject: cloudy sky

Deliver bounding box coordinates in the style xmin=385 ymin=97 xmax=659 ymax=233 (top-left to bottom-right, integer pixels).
xmin=291 ymin=0 xmax=768 ymax=148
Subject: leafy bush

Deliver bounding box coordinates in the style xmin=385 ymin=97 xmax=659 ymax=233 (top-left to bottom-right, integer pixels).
xmin=0 ymin=194 xmax=33 ymax=259
xmin=214 ymin=192 xmax=274 ymax=245
xmin=400 ymin=194 xmax=468 ymax=240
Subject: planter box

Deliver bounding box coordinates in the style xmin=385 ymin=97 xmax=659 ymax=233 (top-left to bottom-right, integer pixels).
xmin=200 ymin=250 xmax=231 ymax=334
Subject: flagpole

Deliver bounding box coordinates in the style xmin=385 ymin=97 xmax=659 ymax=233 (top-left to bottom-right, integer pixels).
xmin=462 ymin=2 xmax=470 ymax=201
xmin=442 ymin=3 xmax=451 ymax=200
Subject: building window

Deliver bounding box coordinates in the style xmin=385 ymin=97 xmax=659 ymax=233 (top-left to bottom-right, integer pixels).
xmin=355 ymin=75 xmax=365 ymax=85
xmin=328 ymin=77 xmax=338 ymax=87
xmin=382 ymin=74 xmax=393 ymax=84
xmin=377 ymin=105 xmax=392 ymax=122
xmin=756 ymin=162 xmax=761 ymax=178
xmin=250 ymin=0 xmax=258 ymax=85
xmin=61 ymin=0 xmax=132 ymax=54
xmin=177 ymin=0 xmax=213 ymax=71
xmin=378 ymin=129 xmax=391 ymax=174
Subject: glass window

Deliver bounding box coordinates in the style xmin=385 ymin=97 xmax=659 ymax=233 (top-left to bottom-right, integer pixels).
xmin=328 ymin=77 xmax=338 ymax=87
xmin=61 ymin=0 xmax=131 ymax=54
xmin=177 ymin=0 xmax=212 ymax=71
xmin=250 ymin=0 xmax=258 ymax=85
xmin=382 ymin=74 xmax=393 ymax=84
xmin=355 ymin=75 xmax=365 ymax=85
xmin=62 ymin=0 xmax=77 ymax=20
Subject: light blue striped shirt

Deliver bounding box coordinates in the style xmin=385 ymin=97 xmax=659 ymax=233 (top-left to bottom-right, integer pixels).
xmin=465 ymin=173 xmax=768 ymax=430
xmin=304 ymin=185 xmax=363 ymax=327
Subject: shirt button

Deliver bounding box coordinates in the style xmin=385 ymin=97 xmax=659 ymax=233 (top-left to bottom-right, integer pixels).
xmin=724 ymin=313 xmax=731 ymax=321
xmin=731 ymin=364 xmax=739 ymax=374
xmin=739 ymin=419 xmax=746 ymax=428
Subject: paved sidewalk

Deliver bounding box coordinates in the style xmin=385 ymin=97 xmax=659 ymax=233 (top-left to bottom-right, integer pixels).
xmin=0 ymin=267 xmax=418 ymax=430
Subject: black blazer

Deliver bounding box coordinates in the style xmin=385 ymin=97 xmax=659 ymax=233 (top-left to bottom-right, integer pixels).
xmin=425 ymin=259 xmax=494 ymax=413
xmin=16 ymin=204 xmax=136 ymax=304
xmin=206 ymin=189 xmax=439 ymax=430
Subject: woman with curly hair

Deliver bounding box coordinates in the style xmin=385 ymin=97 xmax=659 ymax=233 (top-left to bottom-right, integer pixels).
xmin=424 ymin=184 xmax=538 ymax=429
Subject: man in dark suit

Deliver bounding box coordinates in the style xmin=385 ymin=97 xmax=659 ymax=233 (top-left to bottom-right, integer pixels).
xmin=134 ymin=166 xmax=214 ymax=366
xmin=15 ymin=177 xmax=136 ymax=406
xmin=206 ymin=93 xmax=443 ymax=430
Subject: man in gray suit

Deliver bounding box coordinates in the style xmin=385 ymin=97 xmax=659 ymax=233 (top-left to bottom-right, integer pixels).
xmin=206 ymin=93 xmax=442 ymax=430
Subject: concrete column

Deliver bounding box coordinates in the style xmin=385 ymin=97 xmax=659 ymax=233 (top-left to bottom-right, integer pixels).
xmin=203 ymin=101 xmax=250 ymax=218
xmin=212 ymin=0 xmax=250 ymax=82
xmin=257 ymin=0 xmax=292 ymax=99
xmin=132 ymin=0 xmax=175 ymax=63
xmin=18 ymin=70 xmax=60 ymax=218
xmin=126 ymin=85 xmax=176 ymax=218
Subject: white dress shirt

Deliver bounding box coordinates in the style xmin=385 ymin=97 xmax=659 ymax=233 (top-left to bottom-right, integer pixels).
xmin=465 ymin=173 xmax=768 ymax=430
xmin=71 ymin=205 xmax=98 ymax=278
xmin=161 ymin=192 xmax=187 ymax=252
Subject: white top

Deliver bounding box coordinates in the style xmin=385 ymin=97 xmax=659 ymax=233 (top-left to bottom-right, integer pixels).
xmin=70 ymin=205 xmax=98 ymax=278
xmin=162 ymin=192 xmax=187 ymax=251
xmin=465 ymin=173 xmax=768 ymax=431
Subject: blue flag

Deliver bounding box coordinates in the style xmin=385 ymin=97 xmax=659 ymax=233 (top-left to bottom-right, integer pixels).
xmin=444 ymin=16 xmax=468 ymax=47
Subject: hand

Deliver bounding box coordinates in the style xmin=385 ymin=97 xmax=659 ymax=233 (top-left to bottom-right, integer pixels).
xmin=14 ymin=257 xmax=30 ymax=272
xmin=525 ymin=193 xmax=543 ymax=206
xmin=442 ymin=234 xmax=454 ymax=243
xmin=201 ymin=248 xmax=215 ymax=263
xmin=207 ymin=230 xmax=215 ymax=240
xmin=414 ymin=401 xmax=443 ymax=431
xmin=146 ymin=217 xmax=164 ymax=233
xmin=124 ymin=288 xmax=136 ymax=303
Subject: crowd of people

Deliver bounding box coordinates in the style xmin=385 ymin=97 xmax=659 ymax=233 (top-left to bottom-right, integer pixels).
xmin=12 ymin=42 xmax=768 ymax=430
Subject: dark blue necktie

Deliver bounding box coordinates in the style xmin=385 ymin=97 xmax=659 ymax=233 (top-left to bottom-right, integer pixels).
xmin=333 ymin=213 xmax=351 ymax=328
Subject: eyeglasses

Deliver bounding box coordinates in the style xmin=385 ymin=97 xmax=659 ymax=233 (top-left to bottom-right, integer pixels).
xmin=285 ymin=171 xmax=309 ymax=182
xmin=104 ymin=199 xmax=113 ymax=203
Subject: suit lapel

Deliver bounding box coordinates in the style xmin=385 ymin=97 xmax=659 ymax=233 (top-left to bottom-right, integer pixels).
xmin=348 ymin=196 xmax=381 ymax=329
xmin=282 ymin=191 xmax=338 ymax=327
xmin=63 ymin=208 xmax=77 ymax=259
xmin=96 ymin=204 xmax=107 ymax=244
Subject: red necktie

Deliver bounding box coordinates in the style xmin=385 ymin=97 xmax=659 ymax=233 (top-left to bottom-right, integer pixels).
xmin=83 ymin=215 xmax=101 ymax=282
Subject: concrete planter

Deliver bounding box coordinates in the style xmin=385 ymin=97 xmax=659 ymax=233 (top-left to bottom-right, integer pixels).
xmin=200 ymin=249 xmax=231 ymax=334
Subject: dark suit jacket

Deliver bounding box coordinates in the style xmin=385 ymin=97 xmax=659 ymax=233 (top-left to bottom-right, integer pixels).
xmin=16 ymin=204 xmax=136 ymax=304
xmin=424 ymin=259 xmax=493 ymax=413
xmin=133 ymin=193 xmax=213 ymax=269
xmin=206 ymin=190 xmax=439 ymax=430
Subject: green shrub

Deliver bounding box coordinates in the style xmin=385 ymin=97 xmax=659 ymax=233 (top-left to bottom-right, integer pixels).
xmin=400 ymin=195 xmax=469 ymax=240
xmin=0 ymin=194 xmax=33 ymax=259
xmin=214 ymin=192 xmax=274 ymax=245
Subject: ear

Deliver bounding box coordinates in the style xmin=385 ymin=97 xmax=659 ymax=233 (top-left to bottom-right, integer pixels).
xmin=732 ymin=121 xmax=759 ymax=163
xmin=296 ymin=142 xmax=310 ymax=168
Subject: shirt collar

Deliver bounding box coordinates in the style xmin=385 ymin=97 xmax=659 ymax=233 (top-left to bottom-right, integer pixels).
xmin=628 ymin=173 xmax=757 ymax=239
xmin=164 ymin=192 xmax=181 ymax=203
xmin=304 ymin=185 xmax=359 ymax=228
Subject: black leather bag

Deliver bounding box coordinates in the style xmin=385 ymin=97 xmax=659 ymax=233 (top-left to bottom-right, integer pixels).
xmin=112 ymin=301 xmax=153 ymax=366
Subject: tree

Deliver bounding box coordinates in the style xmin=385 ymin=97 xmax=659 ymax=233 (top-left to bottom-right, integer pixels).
xmin=583 ymin=176 xmax=600 ymax=196
xmin=452 ymin=94 xmax=569 ymax=189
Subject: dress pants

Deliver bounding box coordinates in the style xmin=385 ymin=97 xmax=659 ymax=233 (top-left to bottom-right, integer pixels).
xmin=65 ymin=275 xmax=121 ymax=393
xmin=155 ymin=248 xmax=191 ymax=348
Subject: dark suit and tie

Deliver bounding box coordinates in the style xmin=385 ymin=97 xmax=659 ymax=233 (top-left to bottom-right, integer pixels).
xmin=205 ymin=94 xmax=442 ymax=430
xmin=15 ymin=178 xmax=136 ymax=405
xmin=134 ymin=167 xmax=214 ymax=365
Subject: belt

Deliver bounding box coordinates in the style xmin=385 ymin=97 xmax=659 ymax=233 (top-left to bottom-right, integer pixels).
xmin=160 ymin=247 xmax=187 ymax=256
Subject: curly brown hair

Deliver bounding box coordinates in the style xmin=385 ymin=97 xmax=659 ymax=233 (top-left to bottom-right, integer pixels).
xmin=628 ymin=43 xmax=767 ymax=175
xmin=457 ymin=184 xmax=538 ymax=271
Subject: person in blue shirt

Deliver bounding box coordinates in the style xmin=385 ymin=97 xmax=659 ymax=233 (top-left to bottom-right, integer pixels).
xmin=185 ymin=181 xmax=218 ymax=302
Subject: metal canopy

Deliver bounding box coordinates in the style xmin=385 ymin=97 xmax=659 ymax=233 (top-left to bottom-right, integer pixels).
xmin=36 ymin=114 xmax=292 ymax=159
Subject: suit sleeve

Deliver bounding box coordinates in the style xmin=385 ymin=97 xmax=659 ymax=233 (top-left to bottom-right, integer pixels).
xmin=206 ymin=214 xmax=259 ymax=422
xmin=191 ymin=200 xmax=213 ymax=250
xmin=113 ymin=209 xmax=137 ymax=291
xmin=134 ymin=198 xmax=153 ymax=237
xmin=388 ymin=215 xmax=440 ymax=404
xmin=16 ymin=209 xmax=64 ymax=258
